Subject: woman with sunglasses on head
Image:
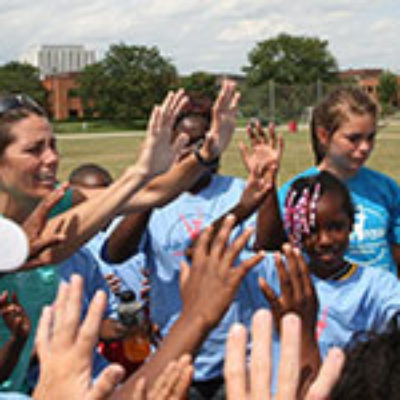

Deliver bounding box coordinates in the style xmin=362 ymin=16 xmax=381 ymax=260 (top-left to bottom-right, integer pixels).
xmin=0 ymin=81 xmax=240 ymax=392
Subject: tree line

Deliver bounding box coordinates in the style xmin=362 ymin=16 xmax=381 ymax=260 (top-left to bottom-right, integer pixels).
xmin=0 ymin=34 xmax=398 ymax=123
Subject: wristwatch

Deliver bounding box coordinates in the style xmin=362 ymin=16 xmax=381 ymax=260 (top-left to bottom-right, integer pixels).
xmin=194 ymin=140 xmax=219 ymax=168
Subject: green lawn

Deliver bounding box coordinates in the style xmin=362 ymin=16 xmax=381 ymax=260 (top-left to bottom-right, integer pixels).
xmin=57 ymin=125 xmax=400 ymax=184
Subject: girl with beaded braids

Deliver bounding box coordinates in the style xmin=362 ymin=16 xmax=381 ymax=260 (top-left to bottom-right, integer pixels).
xmin=256 ymin=171 xmax=400 ymax=396
xmin=265 ymin=87 xmax=400 ymax=276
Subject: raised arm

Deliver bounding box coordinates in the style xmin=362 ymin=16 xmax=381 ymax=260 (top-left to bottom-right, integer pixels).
xmin=106 ymin=79 xmax=241 ymax=264
xmin=259 ymin=244 xmax=321 ymax=396
xmin=119 ymin=79 xmax=241 ymax=210
xmin=106 ymin=210 xmax=151 ymax=264
xmin=186 ymin=119 xmax=282 ymax=259
xmin=243 ymin=120 xmax=287 ymax=251
xmin=25 ymin=90 xmax=190 ymax=265
xmin=111 ymin=215 xmax=265 ymax=399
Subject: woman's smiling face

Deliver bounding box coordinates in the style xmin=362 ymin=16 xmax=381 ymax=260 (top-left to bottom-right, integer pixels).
xmin=0 ymin=113 xmax=59 ymax=201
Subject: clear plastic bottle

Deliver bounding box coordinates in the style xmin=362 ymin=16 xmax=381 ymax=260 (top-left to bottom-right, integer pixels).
xmin=117 ymin=290 xmax=151 ymax=364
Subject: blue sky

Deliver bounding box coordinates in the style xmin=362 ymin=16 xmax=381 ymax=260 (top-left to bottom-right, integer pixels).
xmin=0 ymin=0 xmax=399 ymax=75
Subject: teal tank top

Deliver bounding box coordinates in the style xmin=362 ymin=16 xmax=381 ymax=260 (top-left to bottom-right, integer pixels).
xmin=0 ymin=188 xmax=73 ymax=392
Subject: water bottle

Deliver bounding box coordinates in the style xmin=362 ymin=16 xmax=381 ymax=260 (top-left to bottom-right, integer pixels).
xmin=117 ymin=290 xmax=151 ymax=364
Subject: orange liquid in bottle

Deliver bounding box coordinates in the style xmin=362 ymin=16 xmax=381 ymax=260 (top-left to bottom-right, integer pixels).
xmin=122 ymin=333 xmax=151 ymax=363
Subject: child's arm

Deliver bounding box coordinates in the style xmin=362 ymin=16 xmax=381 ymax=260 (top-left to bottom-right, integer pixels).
xmin=244 ymin=121 xmax=287 ymax=251
xmin=105 ymin=79 xmax=241 ymax=264
xmin=258 ymin=243 xmax=321 ymax=397
xmin=105 ymin=211 xmax=151 ymax=264
xmin=0 ymin=292 xmax=31 ymax=383
xmin=185 ymin=120 xmax=283 ymax=259
xmin=110 ymin=215 xmax=265 ymax=398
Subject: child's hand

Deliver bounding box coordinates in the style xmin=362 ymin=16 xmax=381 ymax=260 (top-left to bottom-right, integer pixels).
xmin=104 ymin=273 xmax=121 ymax=295
xmin=259 ymin=243 xmax=318 ymax=340
xmin=179 ymin=214 xmax=265 ymax=330
xmin=225 ymin=310 xmax=302 ymax=400
xmin=239 ymin=119 xmax=284 ymax=188
xmin=198 ymin=80 xmax=240 ymax=161
xmin=238 ymin=164 xmax=273 ymax=213
xmin=259 ymin=243 xmax=321 ymax=395
xmin=133 ymin=354 xmax=193 ymax=400
xmin=0 ymin=291 xmax=31 ymax=341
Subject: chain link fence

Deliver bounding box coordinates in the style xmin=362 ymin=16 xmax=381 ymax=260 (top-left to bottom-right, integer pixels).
xmin=239 ymin=80 xmax=351 ymax=125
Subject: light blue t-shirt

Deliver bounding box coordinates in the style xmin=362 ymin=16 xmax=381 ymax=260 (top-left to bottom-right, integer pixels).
xmin=254 ymin=255 xmax=400 ymax=392
xmin=139 ymin=174 xmax=256 ymax=381
xmin=0 ymin=394 xmax=31 ymax=400
xmin=85 ymin=218 xmax=146 ymax=300
xmin=278 ymin=167 xmax=400 ymax=274
xmin=0 ymin=189 xmax=73 ymax=392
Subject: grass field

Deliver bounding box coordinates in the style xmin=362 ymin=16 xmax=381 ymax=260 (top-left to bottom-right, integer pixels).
xmin=57 ymin=124 xmax=400 ymax=185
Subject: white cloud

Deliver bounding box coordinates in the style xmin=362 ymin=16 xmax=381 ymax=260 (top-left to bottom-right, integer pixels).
xmin=217 ymin=16 xmax=296 ymax=43
xmin=0 ymin=0 xmax=399 ymax=74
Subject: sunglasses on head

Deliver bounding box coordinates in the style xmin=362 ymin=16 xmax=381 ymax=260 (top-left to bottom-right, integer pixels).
xmin=0 ymin=94 xmax=44 ymax=116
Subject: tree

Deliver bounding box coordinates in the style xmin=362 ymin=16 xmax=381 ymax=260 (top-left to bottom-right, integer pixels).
xmin=0 ymin=62 xmax=47 ymax=105
xmin=241 ymin=33 xmax=339 ymax=122
xmin=243 ymin=33 xmax=338 ymax=86
xmin=378 ymin=70 xmax=398 ymax=112
xmin=78 ymin=43 xmax=178 ymax=122
xmin=180 ymin=71 xmax=217 ymax=100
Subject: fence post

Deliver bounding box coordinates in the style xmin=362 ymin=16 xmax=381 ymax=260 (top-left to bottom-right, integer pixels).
xmin=269 ymin=79 xmax=275 ymax=122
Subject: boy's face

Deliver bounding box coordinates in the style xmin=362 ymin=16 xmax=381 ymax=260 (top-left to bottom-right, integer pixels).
xmin=303 ymin=192 xmax=352 ymax=278
xmin=172 ymin=115 xmax=209 ymax=151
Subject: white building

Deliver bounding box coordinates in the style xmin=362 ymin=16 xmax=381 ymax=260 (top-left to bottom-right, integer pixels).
xmin=20 ymin=45 xmax=96 ymax=77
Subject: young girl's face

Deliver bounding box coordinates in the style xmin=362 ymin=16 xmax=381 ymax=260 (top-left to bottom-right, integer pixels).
xmin=303 ymin=191 xmax=352 ymax=278
xmin=319 ymin=112 xmax=376 ymax=179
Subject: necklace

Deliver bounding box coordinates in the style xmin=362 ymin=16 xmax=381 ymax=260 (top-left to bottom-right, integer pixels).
xmin=325 ymin=261 xmax=354 ymax=281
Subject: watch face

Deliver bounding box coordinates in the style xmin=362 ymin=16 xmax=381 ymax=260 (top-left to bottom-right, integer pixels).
xmin=0 ymin=217 xmax=29 ymax=272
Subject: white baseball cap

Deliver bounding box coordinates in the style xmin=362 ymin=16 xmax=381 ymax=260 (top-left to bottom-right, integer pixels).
xmin=0 ymin=217 xmax=29 ymax=272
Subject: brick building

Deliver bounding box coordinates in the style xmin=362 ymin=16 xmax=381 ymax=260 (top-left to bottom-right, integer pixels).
xmin=42 ymin=72 xmax=84 ymax=120
xmin=339 ymin=68 xmax=400 ymax=106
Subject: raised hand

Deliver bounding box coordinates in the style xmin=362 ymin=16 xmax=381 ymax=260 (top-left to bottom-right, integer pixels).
xmin=237 ymin=163 xmax=274 ymax=214
xmin=258 ymin=243 xmax=318 ymax=336
xmin=0 ymin=291 xmax=30 ymax=341
xmin=304 ymin=347 xmax=345 ymax=400
xmin=33 ymin=275 xmax=125 ymax=400
xmin=180 ymin=214 xmax=265 ymax=329
xmin=239 ymin=119 xmax=283 ymax=187
xmin=259 ymin=243 xmax=321 ymax=395
xmin=199 ymin=79 xmax=240 ymax=161
xmin=133 ymin=354 xmax=193 ymax=400
xmin=224 ymin=309 xmax=302 ymax=400
xmin=136 ymin=90 xmax=189 ymax=178
xmin=224 ymin=308 xmax=344 ymax=400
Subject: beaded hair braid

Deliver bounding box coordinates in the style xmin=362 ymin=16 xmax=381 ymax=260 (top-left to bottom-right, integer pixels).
xmin=284 ymin=183 xmax=321 ymax=246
